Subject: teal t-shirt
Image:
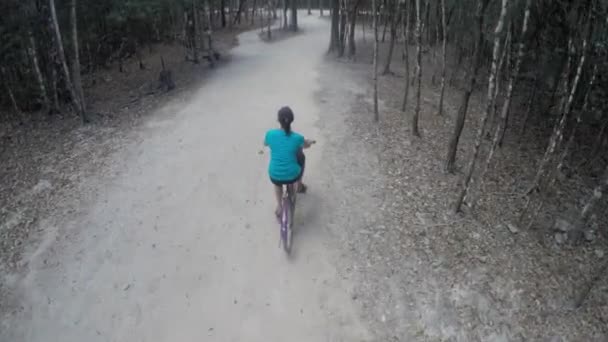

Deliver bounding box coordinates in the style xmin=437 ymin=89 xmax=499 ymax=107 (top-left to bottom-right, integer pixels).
xmin=265 ymin=129 xmax=305 ymax=181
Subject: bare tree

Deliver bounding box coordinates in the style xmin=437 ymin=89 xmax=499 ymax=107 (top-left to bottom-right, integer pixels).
xmin=328 ymin=0 xmax=340 ymax=53
xmin=372 ymin=0 xmax=379 ymax=122
xmin=473 ymin=0 xmax=531 ymax=207
xmin=412 ymin=0 xmax=422 ymax=137
xmin=453 ymin=0 xmax=508 ymax=213
xmin=27 ymin=32 xmax=50 ymax=113
xmin=70 ymin=0 xmax=85 ymax=112
xmin=401 ymin=0 xmax=410 ymax=112
xmin=436 ymin=0 xmax=447 ymax=116
xmin=290 ymin=0 xmax=298 ymax=31
xmin=347 ymin=0 xmax=362 ymax=58
xmin=49 ymin=0 xmax=86 ymax=122
xmin=444 ymin=0 xmax=490 ymax=173
xmin=382 ymin=0 xmax=398 ymax=75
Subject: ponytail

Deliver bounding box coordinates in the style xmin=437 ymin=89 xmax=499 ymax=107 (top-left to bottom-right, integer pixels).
xmin=277 ymin=106 xmax=294 ymax=136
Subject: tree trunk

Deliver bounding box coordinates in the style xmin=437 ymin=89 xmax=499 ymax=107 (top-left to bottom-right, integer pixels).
xmin=28 ymin=32 xmax=51 ymax=113
xmin=473 ymin=0 xmax=531 ymax=207
xmin=282 ymin=0 xmax=288 ymax=28
xmin=205 ymin=0 xmax=217 ymax=66
xmin=190 ymin=2 xmax=200 ymax=63
xmin=320 ymin=0 xmax=324 ymax=16
xmin=437 ymin=0 xmax=446 ymax=116
xmin=372 ymin=0 xmax=379 ymax=122
xmin=381 ymin=0 xmax=389 ymax=43
xmin=412 ymin=0 xmax=422 ymax=137
xmin=554 ymin=65 xmax=597 ymax=178
xmin=529 ymin=35 xmax=590 ymax=194
xmin=347 ymin=1 xmax=360 ymax=58
xmin=308 ymin=0 xmax=312 ymax=14
xmin=0 ymin=67 xmax=21 ymax=118
xmin=70 ymin=0 xmax=86 ymax=113
xmin=444 ymin=0 xmax=490 ymax=173
xmin=381 ymin=0 xmax=398 ymax=75
xmin=221 ymin=0 xmax=227 ymax=27
xmin=50 ymin=0 xmax=86 ymax=122
xmin=290 ymin=0 xmax=298 ymax=31
xmin=401 ymin=0 xmax=410 ymax=112
xmin=338 ymin=0 xmax=347 ymax=56
xmin=486 ymin=27 xmax=511 ymax=136
xmin=328 ymin=0 xmax=340 ymax=53
xmin=453 ymin=0 xmax=508 ymax=213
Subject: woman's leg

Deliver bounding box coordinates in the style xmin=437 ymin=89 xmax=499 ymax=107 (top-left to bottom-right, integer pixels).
xmin=274 ymin=185 xmax=283 ymax=215
xmin=296 ymin=149 xmax=306 ymax=192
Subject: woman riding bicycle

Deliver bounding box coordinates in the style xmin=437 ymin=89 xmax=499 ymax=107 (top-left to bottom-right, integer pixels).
xmin=264 ymin=106 xmax=315 ymax=218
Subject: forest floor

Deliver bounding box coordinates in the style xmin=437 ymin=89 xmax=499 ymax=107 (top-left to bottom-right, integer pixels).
xmin=1 ymin=13 xmax=607 ymax=342
xmin=324 ymin=34 xmax=608 ymax=340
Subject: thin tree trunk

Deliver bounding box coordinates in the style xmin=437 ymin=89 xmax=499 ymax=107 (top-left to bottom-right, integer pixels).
xmin=0 ymin=67 xmax=21 ymax=117
xmin=412 ymin=0 xmax=422 ymax=137
xmin=282 ymin=0 xmax=288 ymax=28
xmin=473 ymin=0 xmax=531 ymax=207
xmin=437 ymin=0 xmax=446 ymax=116
xmin=554 ymin=65 xmax=597 ymax=177
xmin=70 ymin=0 xmax=86 ymax=114
xmin=308 ymin=0 xmax=312 ymax=14
xmin=487 ymin=27 xmax=511 ymax=137
xmin=328 ymin=0 xmax=340 ymax=53
xmin=338 ymin=0 xmax=347 ymax=56
xmin=444 ymin=0 xmax=490 ymax=173
xmin=221 ymin=0 xmax=227 ymax=27
xmin=320 ymin=0 xmax=324 ymax=16
xmin=205 ymin=0 xmax=217 ymax=66
xmin=401 ymin=0 xmax=410 ymax=112
xmin=28 ymin=32 xmax=51 ymax=112
xmin=372 ymin=0 xmax=379 ymax=122
xmin=381 ymin=0 xmax=398 ymax=75
xmin=290 ymin=0 xmax=297 ymax=31
xmin=50 ymin=0 xmax=85 ymax=122
xmin=529 ymin=35 xmax=590 ymax=195
xmin=381 ymin=0 xmax=389 ymax=43
xmin=347 ymin=1 xmax=360 ymax=58
xmin=191 ymin=2 xmax=200 ymax=63
xmin=453 ymin=0 xmax=508 ymax=213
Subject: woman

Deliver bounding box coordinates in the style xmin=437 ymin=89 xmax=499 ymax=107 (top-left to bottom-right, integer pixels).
xmin=264 ymin=106 xmax=315 ymax=217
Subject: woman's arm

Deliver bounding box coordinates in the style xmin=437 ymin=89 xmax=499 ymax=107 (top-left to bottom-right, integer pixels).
xmin=303 ymin=139 xmax=316 ymax=149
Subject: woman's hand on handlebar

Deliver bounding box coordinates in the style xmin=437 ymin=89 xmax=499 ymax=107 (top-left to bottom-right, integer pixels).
xmin=304 ymin=139 xmax=316 ymax=149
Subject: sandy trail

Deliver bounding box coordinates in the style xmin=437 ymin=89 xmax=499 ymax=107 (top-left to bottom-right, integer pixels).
xmin=1 ymin=16 xmax=370 ymax=342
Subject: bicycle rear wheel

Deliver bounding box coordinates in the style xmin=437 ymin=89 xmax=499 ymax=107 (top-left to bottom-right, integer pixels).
xmin=281 ymin=196 xmax=293 ymax=254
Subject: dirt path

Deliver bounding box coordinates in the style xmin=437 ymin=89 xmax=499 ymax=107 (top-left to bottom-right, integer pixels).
xmin=1 ymin=16 xmax=372 ymax=341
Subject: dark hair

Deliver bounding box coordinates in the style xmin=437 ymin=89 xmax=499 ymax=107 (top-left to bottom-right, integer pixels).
xmin=278 ymin=106 xmax=294 ymax=136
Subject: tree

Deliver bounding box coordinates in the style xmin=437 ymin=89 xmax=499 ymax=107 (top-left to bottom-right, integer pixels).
xmin=49 ymin=0 xmax=86 ymax=122
xmin=436 ymin=0 xmax=446 ymax=116
xmin=401 ymin=0 xmax=410 ymax=112
xmin=27 ymin=31 xmax=50 ymax=113
xmin=328 ymin=0 xmax=340 ymax=53
xmin=473 ymin=0 xmax=532 ymax=207
xmin=372 ymin=0 xmax=379 ymax=122
xmin=453 ymin=0 xmax=508 ymax=213
xmin=290 ymin=0 xmax=298 ymax=31
xmin=412 ymin=0 xmax=422 ymax=137
xmin=444 ymin=0 xmax=490 ymax=173
xmin=381 ymin=0 xmax=398 ymax=75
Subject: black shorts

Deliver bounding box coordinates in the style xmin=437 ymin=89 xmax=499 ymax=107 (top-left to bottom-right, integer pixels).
xmin=270 ymin=150 xmax=305 ymax=186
